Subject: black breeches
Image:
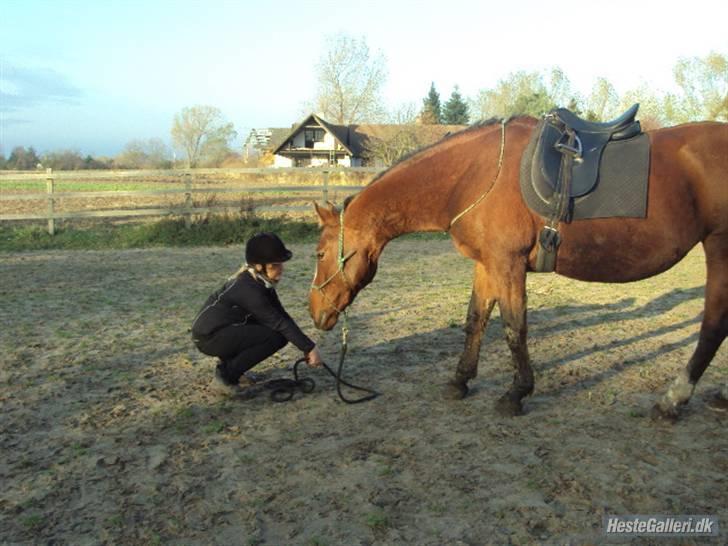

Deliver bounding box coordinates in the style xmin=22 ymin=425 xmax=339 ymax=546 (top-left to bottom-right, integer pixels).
xmin=195 ymin=324 xmax=287 ymax=382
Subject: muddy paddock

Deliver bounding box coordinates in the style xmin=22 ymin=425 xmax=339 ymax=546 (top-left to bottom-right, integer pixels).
xmin=1 ymin=239 xmax=725 ymax=544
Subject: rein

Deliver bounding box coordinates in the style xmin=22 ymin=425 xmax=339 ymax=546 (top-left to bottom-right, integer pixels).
xmin=449 ymin=118 xmax=508 ymax=228
xmin=310 ymin=209 xmax=379 ymax=404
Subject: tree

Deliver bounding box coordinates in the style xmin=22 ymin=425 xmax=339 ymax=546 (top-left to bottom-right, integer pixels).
xmin=364 ymin=104 xmax=422 ymax=166
xmin=618 ymin=85 xmax=666 ymax=130
xmin=312 ymin=33 xmax=387 ymax=124
xmin=421 ymin=82 xmax=442 ymax=124
xmin=171 ymin=105 xmax=237 ymax=168
xmin=363 ymin=127 xmax=423 ymax=167
xmin=442 ymin=85 xmax=470 ymax=124
xmin=116 ymin=138 xmax=172 ymax=169
xmin=0 ymin=153 xmax=5 ymax=169
xmin=584 ymin=77 xmax=620 ymax=121
xmin=6 ymin=146 xmax=40 ymax=170
xmin=667 ymin=51 xmax=728 ymax=123
xmin=41 ymin=150 xmax=85 ymax=170
xmin=471 ymin=70 xmax=554 ymax=120
xmin=547 ymin=67 xmax=576 ymax=110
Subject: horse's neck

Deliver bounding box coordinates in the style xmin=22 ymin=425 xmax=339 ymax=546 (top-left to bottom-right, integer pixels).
xmin=346 ymin=173 xmax=448 ymax=245
xmin=344 ymin=123 xmax=508 ymax=246
xmin=347 ymin=149 xmax=466 ymax=244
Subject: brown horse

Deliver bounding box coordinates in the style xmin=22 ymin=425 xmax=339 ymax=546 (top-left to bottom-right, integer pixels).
xmin=309 ymin=117 xmax=728 ymax=420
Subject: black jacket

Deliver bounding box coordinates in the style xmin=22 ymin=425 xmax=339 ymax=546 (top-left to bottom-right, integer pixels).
xmin=191 ymin=271 xmax=315 ymax=353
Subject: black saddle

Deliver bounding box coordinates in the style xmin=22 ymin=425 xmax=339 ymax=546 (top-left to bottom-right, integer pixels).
xmin=519 ymin=104 xmax=650 ymax=272
xmin=534 ymin=104 xmax=642 ymax=200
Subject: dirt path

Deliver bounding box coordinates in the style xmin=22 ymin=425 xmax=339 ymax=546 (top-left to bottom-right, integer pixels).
xmin=1 ymin=240 xmax=725 ymax=544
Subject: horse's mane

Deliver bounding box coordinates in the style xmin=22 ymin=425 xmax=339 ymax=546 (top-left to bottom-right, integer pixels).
xmin=367 ymin=117 xmax=504 ymax=185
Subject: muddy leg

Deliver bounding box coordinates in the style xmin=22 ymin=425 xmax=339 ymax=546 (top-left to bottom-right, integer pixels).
xmin=493 ymin=266 xmax=534 ymax=417
xmin=652 ymin=238 xmax=728 ymax=421
xmin=444 ymin=263 xmax=496 ymax=400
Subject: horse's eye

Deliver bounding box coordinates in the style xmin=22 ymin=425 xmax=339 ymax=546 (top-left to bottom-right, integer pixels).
xmin=316 ymin=252 xmax=325 ymax=260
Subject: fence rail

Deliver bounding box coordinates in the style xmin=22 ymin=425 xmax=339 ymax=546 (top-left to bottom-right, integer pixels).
xmin=0 ymin=167 xmax=378 ymax=234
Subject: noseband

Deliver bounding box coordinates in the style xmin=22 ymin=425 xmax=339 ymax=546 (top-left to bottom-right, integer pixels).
xmin=310 ymin=209 xmax=357 ymax=315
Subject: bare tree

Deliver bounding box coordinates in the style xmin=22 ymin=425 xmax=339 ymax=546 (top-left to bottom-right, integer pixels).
xmin=171 ymin=105 xmax=237 ymax=168
xmin=470 ymin=70 xmax=555 ymax=120
xmin=312 ymin=33 xmax=387 ymax=124
xmin=584 ymin=77 xmax=620 ymax=121
xmin=116 ymin=138 xmax=172 ymax=169
xmin=668 ymin=51 xmax=728 ymax=123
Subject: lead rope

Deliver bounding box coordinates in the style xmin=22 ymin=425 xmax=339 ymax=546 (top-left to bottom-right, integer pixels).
xmin=332 ymin=211 xmax=379 ymax=403
xmin=449 ymin=118 xmax=508 ymax=228
xmin=309 ymin=209 xmax=379 ymax=404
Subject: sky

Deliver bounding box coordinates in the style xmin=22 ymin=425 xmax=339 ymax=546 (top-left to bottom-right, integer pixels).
xmin=1 ymin=0 xmax=726 ymax=156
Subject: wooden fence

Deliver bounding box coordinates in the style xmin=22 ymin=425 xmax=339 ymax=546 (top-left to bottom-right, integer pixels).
xmin=0 ymin=167 xmax=379 ymax=234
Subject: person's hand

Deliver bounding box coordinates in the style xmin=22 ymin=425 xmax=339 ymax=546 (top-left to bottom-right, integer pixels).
xmin=306 ymin=346 xmax=323 ymax=368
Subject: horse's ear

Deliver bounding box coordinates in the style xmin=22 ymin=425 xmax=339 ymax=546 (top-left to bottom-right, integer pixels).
xmin=313 ymin=201 xmax=338 ymax=227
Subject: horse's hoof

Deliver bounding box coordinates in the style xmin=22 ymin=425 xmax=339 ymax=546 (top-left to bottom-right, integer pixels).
xmin=706 ymin=393 xmax=728 ymax=413
xmin=650 ymin=403 xmax=679 ymax=423
xmin=495 ymin=394 xmax=524 ymax=417
xmin=443 ymin=381 xmax=469 ymax=400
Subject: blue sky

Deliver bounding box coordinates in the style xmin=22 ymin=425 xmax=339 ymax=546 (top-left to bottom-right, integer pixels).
xmin=1 ymin=0 xmax=726 ymax=156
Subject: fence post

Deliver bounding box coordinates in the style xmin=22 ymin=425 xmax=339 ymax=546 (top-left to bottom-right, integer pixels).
xmin=46 ymin=168 xmax=55 ymax=235
xmin=322 ymin=169 xmax=329 ymax=204
xmin=184 ymin=171 xmax=193 ymax=229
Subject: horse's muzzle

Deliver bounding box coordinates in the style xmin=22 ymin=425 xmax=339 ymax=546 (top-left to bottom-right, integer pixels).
xmin=315 ymin=310 xmax=339 ymax=331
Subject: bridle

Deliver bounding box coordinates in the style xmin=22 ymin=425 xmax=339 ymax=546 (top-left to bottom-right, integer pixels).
xmin=309 ymin=207 xmax=379 ymax=404
xmin=310 ymin=208 xmax=357 ymax=317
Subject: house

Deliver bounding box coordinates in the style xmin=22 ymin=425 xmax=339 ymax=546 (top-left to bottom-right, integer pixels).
xmin=242 ymin=127 xmax=290 ymax=161
xmin=271 ymin=113 xmax=466 ymax=168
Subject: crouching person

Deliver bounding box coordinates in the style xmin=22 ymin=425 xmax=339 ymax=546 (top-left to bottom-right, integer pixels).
xmin=192 ymin=232 xmax=323 ymax=396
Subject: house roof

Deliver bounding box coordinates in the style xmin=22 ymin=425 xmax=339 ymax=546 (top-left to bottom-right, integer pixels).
xmin=244 ymin=128 xmax=290 ymax=151
xmin=272 ymin=113 xmax=467 ymax=158
xmin=346 ymin=124 xmax=466 ymax=156
xmin=272 ymin=113 xmax=355 ymax=156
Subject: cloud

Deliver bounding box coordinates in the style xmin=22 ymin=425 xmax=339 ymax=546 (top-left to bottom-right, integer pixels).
xmin=0 ymin=64 xmax=83 ymax=112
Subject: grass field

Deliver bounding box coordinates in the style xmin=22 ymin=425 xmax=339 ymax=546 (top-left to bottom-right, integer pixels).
xmin=1 ymin=180 xmax=171 ymax=192
xmin=1 ymin=239 xmax=726 ymax=544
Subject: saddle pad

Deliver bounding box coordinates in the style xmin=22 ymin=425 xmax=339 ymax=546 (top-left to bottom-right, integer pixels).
xmin=519 ymin=125 xmax=651 ymax=220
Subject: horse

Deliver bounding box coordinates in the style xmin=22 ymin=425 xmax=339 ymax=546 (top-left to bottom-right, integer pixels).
xmin=309 ymin=116 xmax=728 ymax=420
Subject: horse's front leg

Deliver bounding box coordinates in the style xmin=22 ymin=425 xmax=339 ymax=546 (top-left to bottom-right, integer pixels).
xmin=493 ymin=264 xmax=534 ymax=416
xmin=444 ymin=263 xmax=496 ymax=400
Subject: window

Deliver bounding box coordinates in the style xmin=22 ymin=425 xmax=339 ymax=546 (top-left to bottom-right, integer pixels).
xmin=304 ymin=128 xmax=325 ymax=148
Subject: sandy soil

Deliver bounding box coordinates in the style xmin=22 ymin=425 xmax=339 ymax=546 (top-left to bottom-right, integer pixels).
xmin=1 ymin=239 xmax=726 ymax=545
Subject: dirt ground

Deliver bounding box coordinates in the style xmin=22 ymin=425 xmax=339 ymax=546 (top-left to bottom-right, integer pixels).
xmin=1 ymin=239 xmax=726 ymax=545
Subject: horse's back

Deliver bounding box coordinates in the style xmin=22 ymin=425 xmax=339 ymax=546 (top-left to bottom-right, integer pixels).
xmin=548 ymin=122 xmax=728 ymax=282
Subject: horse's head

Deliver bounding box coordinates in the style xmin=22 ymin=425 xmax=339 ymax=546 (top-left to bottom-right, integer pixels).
xmin=309 ymin=200 xmax=380 ymax=330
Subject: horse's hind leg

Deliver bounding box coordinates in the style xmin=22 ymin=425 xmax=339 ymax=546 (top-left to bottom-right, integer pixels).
xmin=444 ymin=263 xmax=496 ymax=399
xmin=652 ymin=236 xmax=728 ymax=420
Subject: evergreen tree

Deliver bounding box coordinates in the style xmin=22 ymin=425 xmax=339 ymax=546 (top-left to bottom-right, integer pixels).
xmin=421 ymin=82 xmax=442 ymax=124
xmin=7 ymin=146 xmax=41 ymax=170
xmin=442 ymin=85 xmax=470 ymax=124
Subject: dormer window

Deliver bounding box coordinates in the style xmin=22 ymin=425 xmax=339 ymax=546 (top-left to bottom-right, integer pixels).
xmin=304 ymin=128 xmax=325 ymax=148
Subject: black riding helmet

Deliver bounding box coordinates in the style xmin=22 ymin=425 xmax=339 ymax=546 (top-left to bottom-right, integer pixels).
xmin=245 ymin=232 xmax=293 ymax=265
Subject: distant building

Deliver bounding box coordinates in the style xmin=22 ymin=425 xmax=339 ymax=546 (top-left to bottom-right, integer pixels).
xmin=271 ymin=113 xmax=465 ymax=168
xmin=242 ymin=128 xmax=290 ymax=162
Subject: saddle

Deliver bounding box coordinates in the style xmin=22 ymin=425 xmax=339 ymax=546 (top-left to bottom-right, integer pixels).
xmin=533 ymin=104 xmax=641 ymax=201
xmin=519 ymin=104 xmax=650 ymax=272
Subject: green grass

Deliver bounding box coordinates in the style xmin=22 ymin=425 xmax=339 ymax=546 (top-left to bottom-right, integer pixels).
xmin=1 ymin=181 xmax=167 ymax=192
xmin=0 ymin=212 xmax=450 ymax=252
xmin=0 ymin=214 xmax=321 ymax=252
xmin=365 ymin=510 xmax=391 ymax=530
